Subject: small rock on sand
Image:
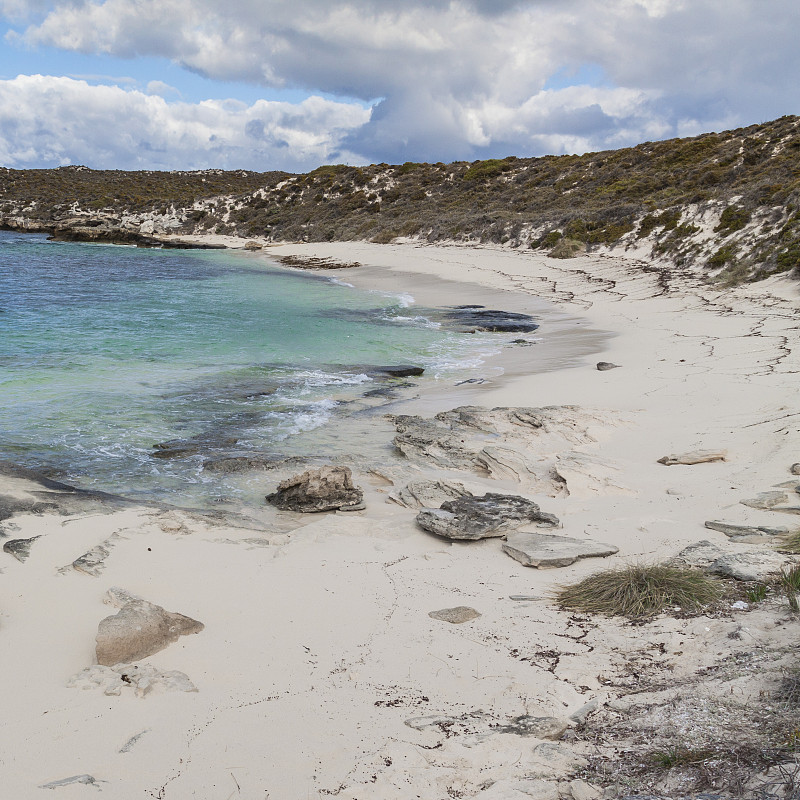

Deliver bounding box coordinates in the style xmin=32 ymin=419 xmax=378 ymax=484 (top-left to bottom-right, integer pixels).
xmin=596 ymin=362 xmax=620 ymax=371
xmin=502 ymin=532 xmax=618 ymax=568
xmin=3 ymin=535 xmax=40 ymax=562
xmin=790 ymin=463 xmax=800 ymax=476
xmin=657 ymin=449 xmax=727 ymax=466
xmin=95 ymin=592 xmax=204 ymax=666
xmin=428 ymin=606 xmax=481 ymax=624
xmin=40 ymin=775 xmax=104 ymax=790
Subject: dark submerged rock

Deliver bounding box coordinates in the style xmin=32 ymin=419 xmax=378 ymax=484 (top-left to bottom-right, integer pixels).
xmin=443 ymin=307 xmax=539 ymax=333
xmin=369 ymin=365 xmax=425 ymax=378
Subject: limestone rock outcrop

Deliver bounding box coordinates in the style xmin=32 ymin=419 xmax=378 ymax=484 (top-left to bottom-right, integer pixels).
xmin=266 ymin=465 xmax=364 ymax=512
xmin=416 ymin=493 xmax=558 ymax=541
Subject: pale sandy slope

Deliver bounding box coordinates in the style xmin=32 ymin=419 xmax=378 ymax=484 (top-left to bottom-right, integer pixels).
xmin=0 ymin=242 xmax=798 ymax=799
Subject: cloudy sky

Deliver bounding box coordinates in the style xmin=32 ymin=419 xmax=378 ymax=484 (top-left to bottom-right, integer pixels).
xmin=0 ymin=0 xmax=797 ymax=172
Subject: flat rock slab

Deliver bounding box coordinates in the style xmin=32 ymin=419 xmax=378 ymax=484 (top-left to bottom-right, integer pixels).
xmin=96 ymin=593 xmax=204 ymax=666
xmin=391 ymin=479 xmax=471 ymax=509
xmin=40 ymin=774 xmax=104 ymax=790
xmin=266 ymin=465 xmax=363 ymax=512
xmin=674 ymin=539 xmax=793 ymax=582
xmin=657 ymin=449 xmax=727 ymax=466
xmin=502 ymin=532 xmax=618 ymax=568
xmin=68 ymin=662 xmax=197 ymax=697
xmin=428 ymin=606 xmax=481 ymax=624
xmin=416 ymin=493 xmax=558 ymax=540
xmin=497 ymin=715 xmax=569 ymax=740
xmin=704 ymin=520 xmax=790 ymax=543
xmin=740 ymin=491 xmax=788 ymax=510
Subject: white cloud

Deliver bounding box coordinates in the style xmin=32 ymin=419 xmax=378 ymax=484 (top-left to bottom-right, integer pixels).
xmin=0 ymin=75 xmax=370 ymax=169
xmin=2 ymin=1 xmax=800 ymax=167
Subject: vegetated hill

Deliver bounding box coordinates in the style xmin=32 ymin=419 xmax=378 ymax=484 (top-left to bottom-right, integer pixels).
xmin=2 ymin=115 xmax=800 ymax=283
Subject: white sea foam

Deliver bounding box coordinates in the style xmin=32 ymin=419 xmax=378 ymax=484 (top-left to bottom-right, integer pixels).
xmin=292 ymin=369 xmax=373 ymax=389
xmin=392 ymin=314 xmax=440 ymax=329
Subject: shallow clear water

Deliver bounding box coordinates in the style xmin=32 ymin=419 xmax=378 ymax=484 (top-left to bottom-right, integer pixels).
xmin=0 ymin=232 xmax=500 ymax=506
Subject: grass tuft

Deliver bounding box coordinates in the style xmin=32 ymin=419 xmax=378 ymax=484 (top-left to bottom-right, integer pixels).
xmin=780 ymin=564 xmax=800 ymax=613
xmin=776 ymin=669 xmax=800 ymax=707
xmin=555 ymin=563 xmax=722 ymax=618
xmin=649 ymin=746 xmax=716 ymax=769
xmin=777 ymin=530 xmax=800 ymax=554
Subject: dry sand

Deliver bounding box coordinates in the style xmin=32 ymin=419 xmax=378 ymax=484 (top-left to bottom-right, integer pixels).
xmin=1 ymin=242 xmax=798 ymax=799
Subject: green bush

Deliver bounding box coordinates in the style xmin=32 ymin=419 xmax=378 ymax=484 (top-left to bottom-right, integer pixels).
xmin=707 ymin=243 xmax=738 ymax=268
xmin=715 ymin=204 xmax=751 ymax=233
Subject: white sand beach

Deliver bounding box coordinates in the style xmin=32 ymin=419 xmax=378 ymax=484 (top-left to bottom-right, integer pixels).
xmin=1 ymin=242 xmax=798 ymax=799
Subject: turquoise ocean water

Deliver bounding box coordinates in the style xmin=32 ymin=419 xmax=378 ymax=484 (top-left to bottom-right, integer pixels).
xmin=0 ymin=232 xmax=503 ymax=507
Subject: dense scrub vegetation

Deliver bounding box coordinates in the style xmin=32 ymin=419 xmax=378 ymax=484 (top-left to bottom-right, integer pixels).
xmin=3 ymin=115 xmax=800 ymax=283
xmin=0 ymin=166 xmax=286 ymax=214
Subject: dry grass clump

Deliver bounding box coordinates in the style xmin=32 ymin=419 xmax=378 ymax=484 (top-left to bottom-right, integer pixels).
xmin=777 ymin=530 xmax=800 ymax=554
xmin=780 ymin=564 xmax=800 ymax=613
xmin=775 ymin=669 xmax=800 ymax=707
xmin=555 ymin=563 xmax=722 ymax=617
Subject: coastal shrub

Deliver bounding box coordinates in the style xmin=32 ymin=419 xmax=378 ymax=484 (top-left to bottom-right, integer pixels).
xmin=776 ymin=243 xmax=800 ymax=272
xmin=707 ymin=244 xmax=738 ymax=268
xmin=746 ymin=583 xmax=769 ymax=603
xmin=637 ymin=213 xmax=659 ymax=238
xmin=775 ymin=668 xmax=800 ymax=707
xmin=649 ymin=747 xmax=716 ymax=769
xmin=555 ymin=564 xmax=722 ymax=617
xmin=371 ymin=229 xmax=397 ymax=244
xmin=549 ymin=237 xmax=585 ymax=258
xmin=462 ymin=158 xmax=514 ymax=182
xmin=534 ymin=230 xmax=562 ymax=249
xmin=780 ymin=564 xmax=800 ymax=613
xmin=715 ymin=204 xmax=751 ymax=233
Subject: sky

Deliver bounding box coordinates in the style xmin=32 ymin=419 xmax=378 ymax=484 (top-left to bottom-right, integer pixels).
xmin=0 ymin=0 xmax=798 ymax=172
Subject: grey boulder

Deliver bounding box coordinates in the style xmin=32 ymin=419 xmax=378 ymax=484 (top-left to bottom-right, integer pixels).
xmin=502 ymin=532 xmax=618 ymax=568
xmin=96 ymin=592 xmax=204 ymax=667
xmin=266 ymin=465 xmax=363 ymax=512
xmin=416 ymin=493 xmax=558 ymax=540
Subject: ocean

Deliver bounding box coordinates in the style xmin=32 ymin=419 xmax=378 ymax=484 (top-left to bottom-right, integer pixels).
xmin=0 ymin=231 xmax=507 ymax=508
